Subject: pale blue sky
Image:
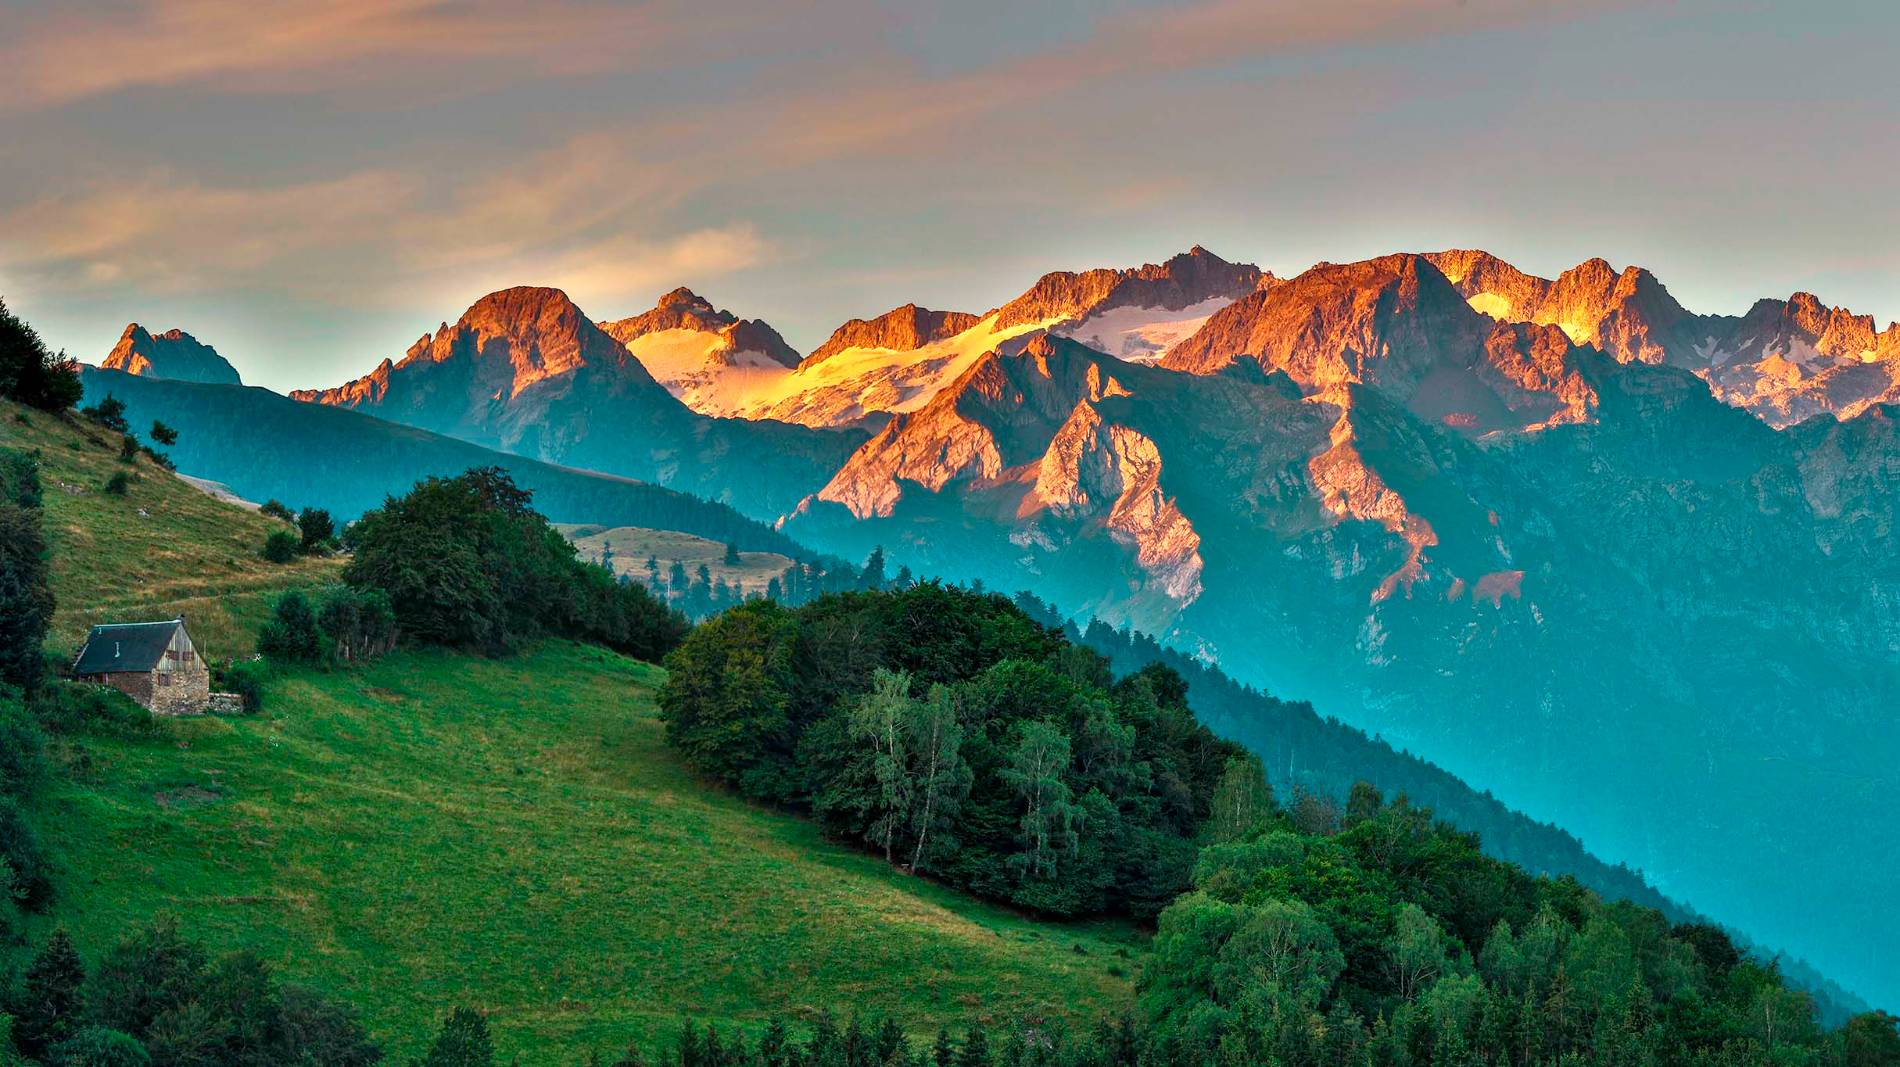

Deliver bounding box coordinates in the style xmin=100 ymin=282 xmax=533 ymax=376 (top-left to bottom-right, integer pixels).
xmin=0 ymin=0 xmax=1894 ymax=391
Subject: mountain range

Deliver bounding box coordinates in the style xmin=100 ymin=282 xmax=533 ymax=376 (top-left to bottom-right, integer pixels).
xmin=90 ymin=244 xmax=1900 ymax=1009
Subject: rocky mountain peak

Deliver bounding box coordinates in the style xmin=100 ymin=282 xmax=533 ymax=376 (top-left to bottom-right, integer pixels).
xmin=993 ymin=246 xmax=1266 ymax=331
xmin=804 ymin=303 xmax=983 ymax=366
xmin=100 ymin=323 xmax=243 ymax=385
xmin=599 ymin=289 xmax=798 ymax=369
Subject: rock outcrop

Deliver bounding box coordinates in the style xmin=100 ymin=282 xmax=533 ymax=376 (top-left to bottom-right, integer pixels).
xmin=101 ymin=325 xmax=242 ymax=385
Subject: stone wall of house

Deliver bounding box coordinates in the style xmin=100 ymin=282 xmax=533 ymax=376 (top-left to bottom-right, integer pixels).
xmin=94 ymin=672 xmax=155 ymax=709
xmin=149 ymin=660 xmax=211 ymax=716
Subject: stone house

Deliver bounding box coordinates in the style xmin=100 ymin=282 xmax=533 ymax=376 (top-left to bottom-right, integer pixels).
xmin=71 ymin=618 xmax=211 ymax=715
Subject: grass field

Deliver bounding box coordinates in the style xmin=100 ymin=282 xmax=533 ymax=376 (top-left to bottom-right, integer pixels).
xmin=558 ymin=524 xmax=794 ymax=596
xmin=0 ymin=397 xmax=342 ymax=658
xmin=36 ymin=643 xmax=1139 ymax=1061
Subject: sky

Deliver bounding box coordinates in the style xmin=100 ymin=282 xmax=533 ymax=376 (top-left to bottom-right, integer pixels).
xmin=0 ymin=0 xmax=1895 ymax=393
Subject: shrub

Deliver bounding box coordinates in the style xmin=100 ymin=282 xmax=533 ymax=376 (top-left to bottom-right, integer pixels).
xmin=148 ymin=421 xmax=177 ymax=447
xmin=257 ymin=590 xmax=322 ymax=664
xmin=0 ymin=449 xmax=41 ymax=509
xmin=27 ymin=682 xmax=154 ymax=737
xmin=117 ymin=434 xmax=139 ymax=463
xmin=49 ymin=1027 xmax=149 ymax=1067
xmin=213 ymin=659 xmax=267 ymax=712
xmin=102 ymin=471 xmax=131 ymax=496
xmin=262 ymin=530 xmax=300 ymax=564
xmin=0 ymin=798 xmax=49 ymax=910
xmin=258 ymin=500 xmax=295 ymax=523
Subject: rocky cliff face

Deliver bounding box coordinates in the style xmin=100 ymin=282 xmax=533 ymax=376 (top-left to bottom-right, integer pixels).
xmin=101 ymin=324 xmax=242 ymax=385
xmin=1425 ymin=249 xmax=1900 ymax=427
xmin=805 ymin=304 xmax=981 ymax=366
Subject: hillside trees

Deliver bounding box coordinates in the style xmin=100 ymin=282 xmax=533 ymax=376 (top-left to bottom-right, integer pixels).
xmin=344 ymin=467 xmax=685 ymax=660
xmin=660 ymin=584 xmax=1240 ymax=917
xmin=0 ymin=298 xmax=81 ymax=412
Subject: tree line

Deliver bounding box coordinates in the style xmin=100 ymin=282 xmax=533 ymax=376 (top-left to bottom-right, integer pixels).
xmin=659 ymin=584 xmax=1249 ymax=918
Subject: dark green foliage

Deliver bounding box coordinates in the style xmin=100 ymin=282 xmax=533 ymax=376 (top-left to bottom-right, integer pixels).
xmin=81 ymin=396 xmax=128 ymax=434
xmin=0 ymin=797 xmax=49 ymax=910
xmin=0 ymin=298 xmax=83 ymax=412
xmin=0 ymin=692 xmax=49 ymax=801
xmin=420 ymin=1008 xmax=492 ymax=1067
xmin=33 ymin=919 xmax=381 ymax=1067
xmin=297 ymin=507 xmax=335 ymax=551
xmin=660 ymin=584 xmax=1240 ymax=917
xmin=211 ymin=659 xmax=267 ymax=712
xmin=117 ymin=434 xmax=138 ymax=463
xmin=723 ymin=541 xmax=741 ymax=567
xmin=13 ymin=930 xmax=86 ymax=1057
xmin=148 ymin=421 xmax=177 ymax=447
xmin=101 ymin=471 xmax=131 ymax=496
xmin=0 ymin=458 xmax=53 ymax=692
xmin=257 ymin=590 xmax=322 ymax=663
xmin=28 ymin=681 xmax=154 ymax=737
xmin=0 ymin=449 xmax=41 ymax=509
xmin=258 ymin=499 xmax=295 ymax=523
xmin=49 ymin=1027 xmax=149 ymax=1067
xmin=344 ymin=468 xmax=686 ymax=660
xmin=262 ymin=529 xmax=300 ymax=563
xmin=316 ymin=586 xmax=397 ymax=663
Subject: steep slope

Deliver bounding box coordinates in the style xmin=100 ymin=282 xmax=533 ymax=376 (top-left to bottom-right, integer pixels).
xmin=288 ymin=286 xmax=860 ymax=518
xmin=82 ymin=369 xmax=811 ymax=557
xmin=0 ymin=396 xmax=338 ymax=654
xmin=99 ymin=323 xmax=243 ymax=384
xmin=598 ymin=287 xmax=800 ymax=417
xmin=1426 ymin=249 xmax=1900 ymax=427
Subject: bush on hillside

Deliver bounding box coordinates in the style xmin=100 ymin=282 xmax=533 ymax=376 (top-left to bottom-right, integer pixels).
xmin=212 ymin=658 xmax=267 ymax=712
xmin=257 ymin=590 xmax=322 ymax=663
xmin=258 ymin=499 xmax=294 ymax=523
xmin=0 ymin=298 xmax=82 ymax=412
xmin=117 ymin=434 xmax=138 ymax=463
xmin=0 ymin=449 xmax=41 ymax=509
xmin=344 ymin=467 xmax=686 ymax=660
xmin=28 ymin=682 xmax=154 ymax=737
xmin=0 ymin=693 xmax=49 ymax=801
xmin=101 ymin=471 xmax=130 ymax=496
xmin=262 ymin=529 xmax=300 ymax=564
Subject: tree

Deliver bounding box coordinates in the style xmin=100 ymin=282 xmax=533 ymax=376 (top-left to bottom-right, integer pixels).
xmin=317 ymin=586 xmax=397 ymax=663
xmin=148 ymin=420 xmax=178 ymax=447
xmin=14 ymin=930 xmax=87 ymax=1057
xmin=1206 ymin=754 xmax=1272 ymax=843
xmin=422 ymin=1008 xmax=494 ymax=1067
xmin=297 ymin=507 xmax=335 ymax=551
xmin=258 ymin=589 xmax=323 ymax=663
xmin=259 ymin=500 xmax=295 ymax=523
xmin=658 ymin=601 xmax=799 ymax=799
xmin=0 ymin=299 xmax=82 ymax=412
xmin=1001 ymin=720 xmax=1078 ymax=881
xmin=724 ymin=541 xmax=742 ymax=567
xmin=860 ymin=546 xmax=887 ymax=591
xmin=0 ymin=489 xmax=54 ymax=691
xmin=847 ymin=670 xmax=917 ymax=864
xmin=1387 ymin=904 xmax=1457 ymax=1000
xmin=906 ymin=685 xmax=971 ymax=874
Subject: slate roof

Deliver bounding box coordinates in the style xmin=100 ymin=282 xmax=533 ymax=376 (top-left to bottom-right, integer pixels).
xmin=72 ymin=620 xmax=183 ymax=675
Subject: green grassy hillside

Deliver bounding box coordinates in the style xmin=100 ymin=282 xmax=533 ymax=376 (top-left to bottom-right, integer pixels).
xmin=0 ymin=397 xmax=341 ymax=657
xmin=37 ymin=643 xmax=1136 ymax=1060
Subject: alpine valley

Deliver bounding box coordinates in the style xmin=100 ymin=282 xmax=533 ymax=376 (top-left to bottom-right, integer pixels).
xmin=82 ymin=244 xmax=1900 ymax=1012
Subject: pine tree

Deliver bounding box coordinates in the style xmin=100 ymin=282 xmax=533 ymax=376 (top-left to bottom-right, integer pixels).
xmin=15 ymin=930 xmax=86 ymax=1057
xmin=724 ymin=542 xmax=741 ymax=567
xmin=422 ymin=1007 xmax=494 ymax=1067
xmin=955 ymin=1026 xmax=990 ymax=1067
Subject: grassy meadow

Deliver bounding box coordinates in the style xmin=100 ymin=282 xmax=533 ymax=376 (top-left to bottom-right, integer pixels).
xmin=557 ymin=524 xmax=794 ymax=595
xmin=0 ymin=397 xmax=342 ymax=658
xmin=35 ymin=643 xmax=1139 ymax=1061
